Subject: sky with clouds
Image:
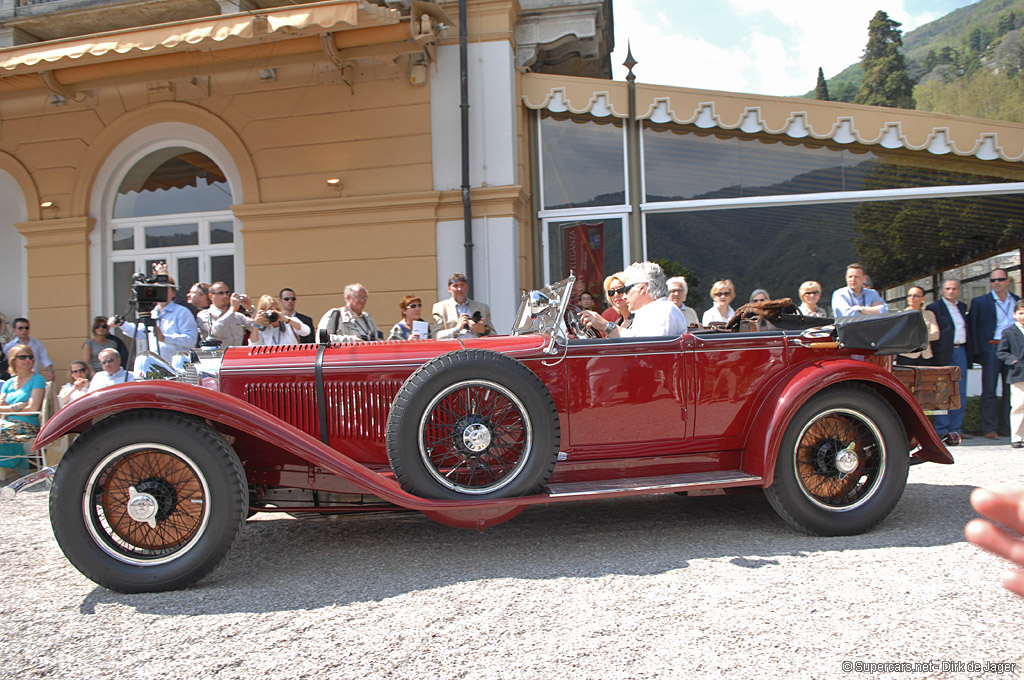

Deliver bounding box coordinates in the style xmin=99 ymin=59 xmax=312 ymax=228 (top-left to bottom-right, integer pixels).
xmin=610 ymin=0 xmax=980 ymax=97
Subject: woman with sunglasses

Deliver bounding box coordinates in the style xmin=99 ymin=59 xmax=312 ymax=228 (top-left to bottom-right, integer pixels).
xmin=389 ymin=295 xmax=426 ymax=340
xmin=797 ymin=281 xmax=828 ymax=317
xmin=897 ymin=286 xmax=940 ymax=366
xmin=82 ymin=316 xmax=120 ymax=373
xmin=0 ymin=344 xmax=45 ymax=447
xmin=58 ymin=360 xmax=93 ymax=409
xmin=601 ymin=273 xmax=634 ymax=331
xmin=702 ymin=280 xmax=736 ymax=326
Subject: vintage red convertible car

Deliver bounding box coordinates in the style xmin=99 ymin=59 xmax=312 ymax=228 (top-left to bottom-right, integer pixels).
xmin=21 ymin=276 xmax=955 ymax=593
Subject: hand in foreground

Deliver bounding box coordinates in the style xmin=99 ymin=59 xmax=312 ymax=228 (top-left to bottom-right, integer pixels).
xmin=965 ymin=485 xmax=1024 ymax=598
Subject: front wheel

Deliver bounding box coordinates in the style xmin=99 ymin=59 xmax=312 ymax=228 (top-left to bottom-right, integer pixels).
xmin=764 ymin=386 xmax=909 ymax=536
xmin=50 ymin=411 xmax=247 ymax=593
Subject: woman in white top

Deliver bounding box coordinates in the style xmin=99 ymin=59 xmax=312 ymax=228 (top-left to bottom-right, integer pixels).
xmin=702 ymin=279 xmax=736 ymax=325
xmin=797 ymin=280 xmax=828 ymax=317
xmin=897 ymin=286 xmax=940 ymax=366
xmin=250 ymin=295 xmax=311 ymax=346
xmin=58 ymin=360 xmax=92 ymax=409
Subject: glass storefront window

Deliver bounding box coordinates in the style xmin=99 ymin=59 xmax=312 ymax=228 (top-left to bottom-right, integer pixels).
xmin=541 ymin=114 xmax=625 ymax=210
xmin=642 ymin=125 xmax=1016 ymax=203
xmin=546 ymin=218 xmax=626 ymax=297
xmin=645 ymin=192 xmax=1024 ymax=316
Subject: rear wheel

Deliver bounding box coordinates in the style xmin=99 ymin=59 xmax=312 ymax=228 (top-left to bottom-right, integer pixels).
xmin=765 ymin=386 xmax=908 ymax=536
xmin=50 ymin=411 xmax=246 ymax=593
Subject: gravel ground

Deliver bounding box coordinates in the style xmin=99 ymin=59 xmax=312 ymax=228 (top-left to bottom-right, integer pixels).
xmin=1 ymin=438 xmax=1022 ymax=680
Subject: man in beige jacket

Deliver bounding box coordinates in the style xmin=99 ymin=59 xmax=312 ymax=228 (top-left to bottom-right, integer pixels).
xmin=431 ymin=273 xmax=496 ymax=339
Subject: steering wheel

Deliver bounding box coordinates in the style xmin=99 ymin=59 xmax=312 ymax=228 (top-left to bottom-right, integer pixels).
xmin=565 ymin=304 xmax=600 ymax=339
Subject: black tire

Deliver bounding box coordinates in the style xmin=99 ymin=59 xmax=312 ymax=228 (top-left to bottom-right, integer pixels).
xmin=764 ymin=386 xmax=909 ymax=536
xmin=386 ymin=349 xmax=560 ymax=499
xmin=49 ymin=411 xmax=247 ymax=593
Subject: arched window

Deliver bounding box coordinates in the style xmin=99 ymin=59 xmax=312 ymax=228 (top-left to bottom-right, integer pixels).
xmin=108 ymin=147 xmax=237 ymax=317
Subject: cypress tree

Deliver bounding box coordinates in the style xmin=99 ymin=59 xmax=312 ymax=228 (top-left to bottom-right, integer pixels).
xmin=814 ymin=67 xmax=830 ymax=100
xmin=855 ymin=10 xmax=916 ymax=109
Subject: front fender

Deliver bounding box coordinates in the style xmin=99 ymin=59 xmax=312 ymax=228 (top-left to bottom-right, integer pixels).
xmin=742 ymin=359 xmax=952 ymax=485
xmin=35 ymin=381 xmax=519 ymax=516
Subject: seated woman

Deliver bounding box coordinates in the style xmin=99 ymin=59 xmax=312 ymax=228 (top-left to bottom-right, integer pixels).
xmin=389 ymin=295 xmax=426 ymax=341
xmin=249 ymin=295 xmax=311 ymax=346
xmin=58 ymin=360 xmax=92 ymax=409
xmin=601 ymin=272 xmax=633 ymax=331
xmin=702 ymin=280 xmax=736 ymax=325
xmin=0 ymin=344 xmax=46 ymax=471
xmin=82 ymin=316 xmax=119 ymax=373
xmin=797 ymin=281 xmax=828 ymax=317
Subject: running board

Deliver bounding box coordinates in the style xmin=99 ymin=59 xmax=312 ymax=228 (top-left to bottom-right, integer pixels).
xmin=545 ymin=470 xmax=763 ymax=498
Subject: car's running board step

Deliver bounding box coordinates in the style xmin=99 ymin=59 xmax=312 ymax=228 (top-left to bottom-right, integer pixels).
xmin=545 ymin=470 xmax=762 ymax=498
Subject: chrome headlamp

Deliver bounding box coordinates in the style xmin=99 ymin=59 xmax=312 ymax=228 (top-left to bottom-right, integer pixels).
xmin=132 ymin=349 xmax=224 ymax=390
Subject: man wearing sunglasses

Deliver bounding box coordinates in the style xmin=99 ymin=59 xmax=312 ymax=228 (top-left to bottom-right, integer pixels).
xmin=968 ymin=268 xmax=1020 ymax=439
xmin=2 ymin=317 xmax=54 ymax=381
xmin=581 ymin=261 xmax=686 ymax=338
xmin=87 ymin=348 xmax=134 ymax=392
xmin=279 ymin=288 xmax=314 ymax=344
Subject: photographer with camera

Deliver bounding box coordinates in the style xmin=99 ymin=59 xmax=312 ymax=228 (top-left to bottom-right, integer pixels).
xmin=317 ymin=283 xmax=382 ymax=343
xmin=197 ymin=282 xmax=257 ymax=347
xmin=431 ymin=273 xmax=495 ymax=339
xmin=250 ymin=295 xmax=310 ymax=346
xmin=108 ymin=263 xmax=197 ymax=363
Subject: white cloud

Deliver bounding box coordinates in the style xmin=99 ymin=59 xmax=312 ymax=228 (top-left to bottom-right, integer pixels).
xmin=611 ymin=0 xmax=965 ymax=96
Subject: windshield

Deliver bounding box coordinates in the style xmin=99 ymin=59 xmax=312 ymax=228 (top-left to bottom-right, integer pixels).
xmin=512 ymin=275 xmax=574 ymax=337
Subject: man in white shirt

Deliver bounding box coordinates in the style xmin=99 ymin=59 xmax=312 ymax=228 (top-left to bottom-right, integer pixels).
xmin=88 ymin=348 xmax=134 ymax=392
xmin=110 ymin=264 xmax=199 ymax=362
xmin=198 ymin=282 xmax=257 ymax=347
xmin=317 ymin=283 xmax=382 ymax=343
xmin=831 ymin=263 xmax=889 ymax=317
xmin=581 ymin=261 xmax=686 ymax=338
xmin=2 ymin=317 xmax=54 ymax=381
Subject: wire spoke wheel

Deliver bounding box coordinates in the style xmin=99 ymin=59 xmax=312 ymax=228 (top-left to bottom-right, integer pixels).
xmin=418 ymin=379 xmax=532 ymax=494
xmin=87 ymin=444 xmax=209 ymax=563
xmin=794 ymin=409 xmax=884 ymax=511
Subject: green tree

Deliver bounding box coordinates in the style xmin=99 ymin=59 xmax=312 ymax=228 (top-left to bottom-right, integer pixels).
xmin=855 ymin=10 xmax=916 ymax=109
xmin=814 ymin=67 xmax=831 ymax=100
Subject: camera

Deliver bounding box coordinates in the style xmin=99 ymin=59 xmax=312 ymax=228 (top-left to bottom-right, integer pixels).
xmin=265 ymin=311 xmax=279 ymax=324
xmin=131 ymin=272 xmax=173 ymax=315
xmin=472 ymin=311 xmax=482 ymax=323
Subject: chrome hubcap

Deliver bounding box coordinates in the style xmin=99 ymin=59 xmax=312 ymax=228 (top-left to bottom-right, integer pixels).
xmin=834 ymin=442 xmax=859 ymax=476
xmin=126 ymin=486 xmax=159 ymax=528
xmin=462 ymin=423 xmax=492 ymax=452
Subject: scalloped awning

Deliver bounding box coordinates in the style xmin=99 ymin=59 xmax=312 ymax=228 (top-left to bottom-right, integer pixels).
xmin=0 ymin=0 xmax=396 ymax=73
xmin=521 ymin=72 xmax=1024 ymax=165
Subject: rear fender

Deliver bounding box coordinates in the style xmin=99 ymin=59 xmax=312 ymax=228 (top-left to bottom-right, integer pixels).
xmin=743 ymin=359 xmax=952 ymax=486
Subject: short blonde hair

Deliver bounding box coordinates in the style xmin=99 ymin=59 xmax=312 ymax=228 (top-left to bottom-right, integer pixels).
xmin=603 ymin=272 xmax=627 ymax=304
xmin=710 ymin=279 xmax=734 ymax=297
xmin=256 ymin=295 xmax=279 ymax=312
xmin=799 ymin=280 xmax=822 ymax=296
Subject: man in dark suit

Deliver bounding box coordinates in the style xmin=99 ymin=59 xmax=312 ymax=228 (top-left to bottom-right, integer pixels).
xmin=279 ymin=288 xmax=315 ymax=344
xmin=927 ymin=278 xmax=970 ymax=446
xmin=968 ymin=268 xmax=1020 ymax=439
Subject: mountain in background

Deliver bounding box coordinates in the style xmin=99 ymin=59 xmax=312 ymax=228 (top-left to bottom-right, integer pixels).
xmin=805 ymin=0 xmax=1024 ymax=123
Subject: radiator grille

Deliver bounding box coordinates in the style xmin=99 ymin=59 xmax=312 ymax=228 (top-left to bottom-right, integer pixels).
xmin=243 ymin=379 xmax=402 ymax=442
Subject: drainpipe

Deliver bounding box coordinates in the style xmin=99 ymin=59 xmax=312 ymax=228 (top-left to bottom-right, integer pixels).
xmin=459 ymin=0 xmax=474 ymax=296
xmin=624 ymin=43 xmax=643 ymax=261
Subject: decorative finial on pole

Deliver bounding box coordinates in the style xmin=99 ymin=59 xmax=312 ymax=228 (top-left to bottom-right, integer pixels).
xmin=623 ymin=41 xmax=638 ymax=82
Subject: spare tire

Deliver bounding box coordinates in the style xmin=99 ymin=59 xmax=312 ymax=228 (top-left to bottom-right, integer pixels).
xmin=385 ymin=349 xmax=560 ymax=499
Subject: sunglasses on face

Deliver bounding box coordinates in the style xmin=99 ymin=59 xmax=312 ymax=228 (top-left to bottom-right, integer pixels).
xmin=608 ymin=284 xmax=635 ymax=297
xmin=406 ymin=303 xmax=422 ymax=309
xmin=15 ymin=326 xmax=28 ymax=331
xmin=16 ymin=354 xmax=34 ymax=361
xmin=991 ymin=277 xmax=1008 ymax=282
xmin=281 ymin=296 xmax=297 ymax=302
xmin=71 ymin=368 xmax=87 ymax=374
xmin=100 ymin=358 xmax=118 ymax=365
xmin=713 ymin=291 xmax=732 ymax=298
xmin=803 ymin=291 xmax=821 ymax=296
xmin=211 ymin=290 xmax=230 ymax=295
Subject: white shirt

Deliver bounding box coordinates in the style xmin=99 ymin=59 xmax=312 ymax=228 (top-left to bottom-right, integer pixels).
xmin=992 ymin=291 xmax=1015 ymax=341
xmin=702 ymin=306 xmax=734 ymax=325
xmin=88 ymin=368 xmax=134 ymax=392
xmin=120 ymin=301 xmax=199 ymax=362
xmin=250 ymin=318 xmax=310 ymax=346
xmin=943 ymin=298 xmax=967 ymax=345
xmin=620 ymin=297 xmax=687 ymax=337
xmin=198 ymin=305 xmax=256 ymax=347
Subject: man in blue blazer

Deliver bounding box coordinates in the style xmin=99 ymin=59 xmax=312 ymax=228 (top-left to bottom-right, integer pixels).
xmin=927 ymin=278 xmax=970 ymax=445
xmin=968 ymin=268 xmax=1020 ymax=438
